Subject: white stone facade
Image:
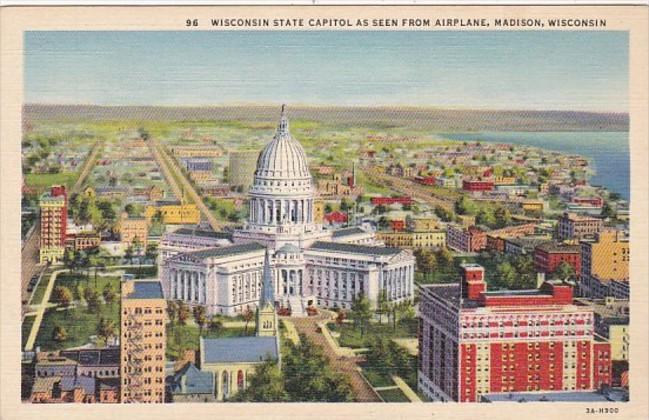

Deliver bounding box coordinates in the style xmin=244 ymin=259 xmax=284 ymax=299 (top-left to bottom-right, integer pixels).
xmin=161 ymin=106 xmax=415 ymax=316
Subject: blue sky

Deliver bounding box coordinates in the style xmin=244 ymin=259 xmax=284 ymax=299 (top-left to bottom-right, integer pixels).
xmin=24 ymin=31 xmax=628 ymax=112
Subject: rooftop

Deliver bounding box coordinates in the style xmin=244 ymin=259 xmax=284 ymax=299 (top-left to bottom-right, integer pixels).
xmin=169 ymin=362 xmax=214 ymax=395
xmin=331 ymin=227 xmax=367 ymax=238
xmin=481 ymin=388 xmax=628 ymax=403
xmin=182 ymin=242 xmax=266 ymax=260
xmin=171 ymin=228 xmax=232 ymax=240
xmin=535 ymin=241 xmax=580 ymax=253
xmin=308 ymin=241 xmax=401 ymax=256
xmin=201 ymin=336 xmax=279 ymax=364
xmin=60 ymin=347 xmax=120 ymax=366
xmin=124 ymin=280 xmax=164 ymax=300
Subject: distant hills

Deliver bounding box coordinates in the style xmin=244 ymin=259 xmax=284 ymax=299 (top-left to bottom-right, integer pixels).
xmin=23 ymin=104 xmax=629 ymax=132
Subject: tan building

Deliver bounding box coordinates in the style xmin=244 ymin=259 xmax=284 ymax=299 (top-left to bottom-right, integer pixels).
xmin=580 ymin=230 xmax=630 ymax=298
xmin=376 ymin=230 xmax=446 ymax=249
xmin=120 ymin=278 xmax=167 ymax=403
xmin=521 ymin=200 xmax=544 ymax=213
xmin=117 ymin=214 xmax=148 ymax=249
xmin=406 ymin=216 xmax=441 ymax=232
xmin=313 ymin=200 xmax=325 ymax=224
xmin=228 ymin=150 xmax=259 ymax=192
xmin=557 ymin=212 xmax=603 ymax=241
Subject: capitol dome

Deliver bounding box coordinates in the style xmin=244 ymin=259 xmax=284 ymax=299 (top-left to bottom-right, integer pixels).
xmin=254 ymin=105 xmax=311 ymax=181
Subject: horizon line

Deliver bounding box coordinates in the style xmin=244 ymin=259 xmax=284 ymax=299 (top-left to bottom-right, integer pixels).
xmin=23 ymin=102 xmax=629 ymax=116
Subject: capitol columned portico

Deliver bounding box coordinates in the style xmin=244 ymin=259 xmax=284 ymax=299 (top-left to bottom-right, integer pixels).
xmin=161 ymin=106 xmax=415 ymax=316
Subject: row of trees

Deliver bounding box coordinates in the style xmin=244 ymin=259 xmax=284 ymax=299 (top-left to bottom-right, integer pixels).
xmin=52 ymin=282 xmax=117 ymax=312
xmin=365 ymin=336 xmax=415 ymax=380
xmin=347 ymin=293 xmax=416 ymax=338
xmin=233 ymin=334 xmax=354 ymax=402
xmin=68 ymin=192 xmax=118 ymax=232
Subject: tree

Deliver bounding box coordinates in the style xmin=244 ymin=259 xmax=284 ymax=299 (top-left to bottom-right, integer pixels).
xmin=414 ymin=248 xmax=437 ymax=281
xmin=52 ymin=286 xmax=73 ymax=307
xmin=376 ymin=289 xmax=389 ymax=325
xmin=52 ymin=324 xmax=68 ymax=342
xmin=350 ymin=294 xmax=372 ymax=338
xmin=436 ymin=247 xmax=454 ymax=268
xmin=167 ymin=300 xmax=179 ymax=326
xmin=233 ymin=359 xmax=287 ymax=402
xmin=494 ymin=206 xmax=512 ymax=229
xmin=96 ymin=317 xmax=117 ymax=345
xmin=84 ymin=287 xmax=101 ymax=313
xmin=177 ymin=300 xmax=190 ymax=325
xmin=209 ymin=316 xmax=223 ymax=333
xmin=553 ymin=261 xmax=576 ymax=281
xmin=145 ymin=242 xmax=159 ymax=264
xmin=242 ymin=307 xmax=255 ymax=334
xmin=454 ymin=196 xmax=475 ymax=215
xmin=496 ymin=261 xmax=518 ymax=289
xmin=282 ymin=335 xmax=353 ymax=402
xmin=601 ymin=202 xmax=616 ymax=220
xmin=193 ymin=305 xmax=208 ymax=335
xmin=124 ymin=245 xmax=134 ymax=265
xmin=102 ymin=284 xmax=117 ymax=307
xmin=335 ymin=311 xmax=346 ymax=326
xmin=476 ymin=208 xmax=496 ymax=227
xmin=340 ymin=198 xmax=353 ymax=212
xmin=434 ymin=205 xmax=454 ymax=222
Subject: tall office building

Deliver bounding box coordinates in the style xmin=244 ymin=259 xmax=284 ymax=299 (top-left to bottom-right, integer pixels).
xmin=418 ymin=264 xmax=612 ymax=402
xmin=39 ymin=185 xmax=68 ymax=263
xmin=120 ymin=277 xmax=167 ymax=403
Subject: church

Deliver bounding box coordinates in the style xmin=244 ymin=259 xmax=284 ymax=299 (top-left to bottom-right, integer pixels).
xmin=161 ymin=106 xmax=415 ymax=316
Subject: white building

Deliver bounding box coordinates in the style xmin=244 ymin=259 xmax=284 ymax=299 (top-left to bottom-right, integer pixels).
xmin=162 ymin=106 xmax=415 ymax=316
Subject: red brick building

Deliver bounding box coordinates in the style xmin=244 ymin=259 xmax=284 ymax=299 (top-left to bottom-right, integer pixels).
xmin=389 ymin=219 xmax=406 ymax=231
xmin=415 ymin=176 xmax=436 ymax=186
xmin=534 ymin=242 xmax=581 ymax=275
xmin=370 ymin=196 xmax=414 ymax=206
xmin=418 ymin=264 xmax=612 ymax=402
xmin=462 ymin=179 xmax=495 ymax=192
xmin=324 ymin=210 xmax=348 ymax=225
xmin=447 ymin=224 xmax=486 ymax=252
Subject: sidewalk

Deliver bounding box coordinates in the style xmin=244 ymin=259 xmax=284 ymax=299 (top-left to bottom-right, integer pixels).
xmin=391 ymin=375 xmax=422 ymax=402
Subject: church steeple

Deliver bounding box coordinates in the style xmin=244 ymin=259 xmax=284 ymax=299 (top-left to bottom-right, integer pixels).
xmin=256 ymin=247 xmax=277 ymax=337
xmin=260 ymin=247 xmax=274 ymax=306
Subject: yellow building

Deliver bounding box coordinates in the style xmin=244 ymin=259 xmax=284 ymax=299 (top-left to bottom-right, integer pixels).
xmin=189 ymin=171 xmax=215 ymax=184
xmin=145 ymin=202 xmax=201 ymax=225
xmin=376 ymin=230 xmax=446 ymax=249
xmin=117 ymin=214 xmax=148 ymax=249
xmin=581 ymin=230 xmax=629 ymax=281
xmin=494 ymin=176 xmax=517 ymax=185
xmin=521 ymin=200 xmax=544 ymax=213
xmin=83 ymin=186 xmax=96 ymax=199
xmin=120 ymin=278 xmax=167 ymax=403
xmin=313 ymin=200 xmax=325 ymax=224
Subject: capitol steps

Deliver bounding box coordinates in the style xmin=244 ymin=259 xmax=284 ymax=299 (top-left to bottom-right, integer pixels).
xmin=288 ymin=295 xmax=306 ymax=317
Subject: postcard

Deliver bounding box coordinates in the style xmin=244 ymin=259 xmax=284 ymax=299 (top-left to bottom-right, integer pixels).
xmin=0 ymin=3 xmax=647 ymax=420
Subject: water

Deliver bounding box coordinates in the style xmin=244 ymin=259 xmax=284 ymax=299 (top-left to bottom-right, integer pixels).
xmin=440 ymin=131 xmax=629 ymax=201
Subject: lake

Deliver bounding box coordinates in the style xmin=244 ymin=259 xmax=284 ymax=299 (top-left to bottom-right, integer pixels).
xmin=440 ymin=131 xmax=629 ymax=201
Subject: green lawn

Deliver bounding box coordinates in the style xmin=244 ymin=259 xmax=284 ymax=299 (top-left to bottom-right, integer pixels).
xmin=378 ymin=388 xmax=410 ymax=402
xmin=35 ymin=303 xmax=120 ymax=351
xmin=361 ymin=366 xmax=395 ymax=388
xmin=24 ymin=172 xmax=79 ymax=193
xmin=22 ymin=316 xmax=35 ymax=350
xmin=51 ymin=273 xmax=121 ymax=302
xmin=166 ymin=323 xmax=255 ymax=360
xmin=329 ymin=319 xmax=418 ymax=349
